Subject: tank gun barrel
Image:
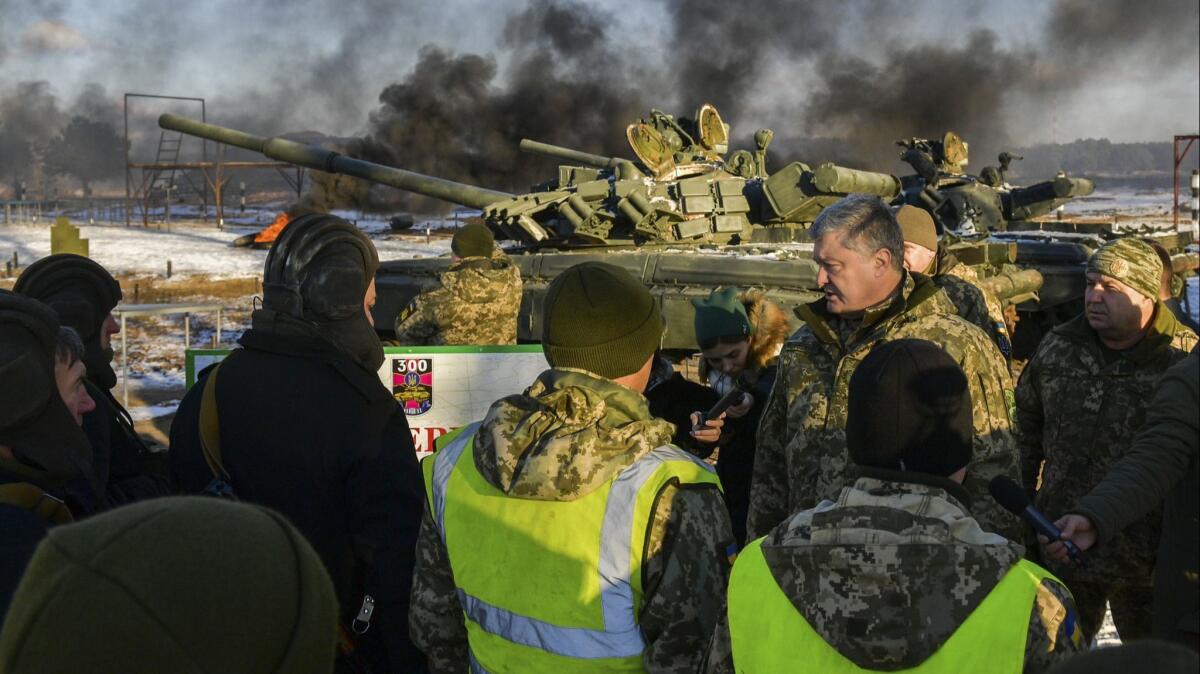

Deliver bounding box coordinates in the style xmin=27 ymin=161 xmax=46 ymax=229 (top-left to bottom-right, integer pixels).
xmin=812 ymin=163 xmax=902 ymax=199
xmin=518 ymin=138 xmax=628 ymax=170
xmin=980 ymin=268 xmax=1044 ymax=303
xmin=158 ymin=114 xmax=513 ymax=210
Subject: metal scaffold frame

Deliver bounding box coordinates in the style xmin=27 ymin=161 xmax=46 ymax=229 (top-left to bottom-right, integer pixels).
xmin=124 ymin=93 xmax=306 ymax=228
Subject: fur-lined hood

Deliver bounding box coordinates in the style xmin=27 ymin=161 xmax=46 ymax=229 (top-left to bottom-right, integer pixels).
xmin=700 ymin=290 xmax=790 ymax=380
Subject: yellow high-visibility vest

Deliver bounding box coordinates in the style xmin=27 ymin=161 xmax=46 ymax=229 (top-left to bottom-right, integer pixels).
xmin=727 ymin=536 xmax=1062 ymax=673
xmin=422 ymin=422 xmax=721 ymax=673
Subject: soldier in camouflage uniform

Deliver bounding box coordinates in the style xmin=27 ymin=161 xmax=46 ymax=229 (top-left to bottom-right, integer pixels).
xmin=705 ymin=340 xmax=1082 ymax=673
xmin=410 ymin=261 xmax=735 ymax=673
xmin=896 ymin=204 xmax=1012 ymax=361
xmin=394 ymin=222 xmax=523 ymax=345
xmin=748 ymin=195 xmax=1021 ymax=542
xmin=1017 ymin=237 xmax=1198 ymax=644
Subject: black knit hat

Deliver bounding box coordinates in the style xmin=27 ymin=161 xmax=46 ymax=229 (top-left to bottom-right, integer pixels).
xmin=542 ymin=261 xmax=663 ymax=379
xmin=13 ymin=254 xmax=122 ymax=390
xmin=451 ymin=222 xmax=495 ymax=259
xmin=846 ymin=339 xmax=973 ymax=477
xmin=0 ymin=290 xmax=91 ymax=480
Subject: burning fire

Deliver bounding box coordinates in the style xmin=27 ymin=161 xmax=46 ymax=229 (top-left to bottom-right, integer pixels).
xmin=255 ymin=212 xmax=291 ymax=244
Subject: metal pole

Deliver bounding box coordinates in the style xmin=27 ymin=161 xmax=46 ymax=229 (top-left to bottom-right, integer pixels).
xmin=121 ymin=313 xmax=129 ymax=408
xmin=125 ymin=93 xmax=131 ymax=227
xmin=216 ymin=308 xmax=222 ymax=346
xmin=184 ymin=313 xmax=190 ymax=348
xmin=1190 ymin=169 xmax=1199 ymax=238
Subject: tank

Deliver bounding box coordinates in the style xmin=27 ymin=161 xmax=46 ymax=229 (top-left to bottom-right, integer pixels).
xmin=159 ymin=109 xmax=1196 ymax=357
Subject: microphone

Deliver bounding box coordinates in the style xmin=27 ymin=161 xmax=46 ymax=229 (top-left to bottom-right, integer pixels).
xmin=988 ymin=476 xmax=1086 ymax=568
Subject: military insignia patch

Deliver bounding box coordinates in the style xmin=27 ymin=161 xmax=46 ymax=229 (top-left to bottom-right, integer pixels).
xmin=397 ymin=298 xmax=418 ymax=325
xmin=392 ymin=357 xmax=434 ymax=416
xmin=1108 ymin=258 xmax=1130 ymax=277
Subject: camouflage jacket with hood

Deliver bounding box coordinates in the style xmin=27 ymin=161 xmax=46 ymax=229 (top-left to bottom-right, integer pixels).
xmin=1016 ymin=304 xmax=1197 ymax=583
xmin=933 ymin=247 xmax=1012 ymax=360
xmin=409 ymin=368 xmax=735 ymax=674
xmin=748 ymin=272 xmax=1022 ymax=542
xmin=394 ymin=253 xmax=522 ymax=346
xmin=704 ymin=473 xmax=1083 ymax=673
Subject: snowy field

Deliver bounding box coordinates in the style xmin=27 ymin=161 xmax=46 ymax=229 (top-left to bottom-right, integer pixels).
xmin=0 ymin=211 xmax=452 ymax=279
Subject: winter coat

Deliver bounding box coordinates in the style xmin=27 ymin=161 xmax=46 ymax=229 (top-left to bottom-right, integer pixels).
xmin=0 ymin=457 xmax=74 ymax=620
xmin=704 ymin=471 xmax=1083 ymax=673
xmin=1016 ymin=306 xmax=1197 ymax=585
xmin=644 ymin=356 xmax=721 ymax=454
xmin=699 ymin=290 xmax=790 ymax=546
xmin=394 ymin=254 xmax=523 ymax=346
xmin=749 ymin=272 xmax=1021 ymax=542
xmin=81 ymin=383 xmax=172 ymax=509
xmin=169 ymin=313 xmax=426 ymax=672
xmin=409 ymin=368 xmax=735 ymax=674
xmin=1073 ymin=348 xmax=1200 ymax=644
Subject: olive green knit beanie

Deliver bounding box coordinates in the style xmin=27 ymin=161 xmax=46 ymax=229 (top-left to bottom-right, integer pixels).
xmin=0 ymin=497 xmax=339 ymax=674
xmin=542 ymin=261 xmax=663 ymax=379
xmin=895 ymin=205 xmax=938 ymax=252
xmin=451 ymin=222 xmax=495 ymax=258
xmin=692 ymin=287 xmax=752 ymax=348
xmin=1087 ymin=237 xmax=1162 ymax=301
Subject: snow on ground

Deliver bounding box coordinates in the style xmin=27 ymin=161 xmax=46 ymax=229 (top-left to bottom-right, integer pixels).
xmin=127 ymin=400 xmax=181 ymax=423
xmin=0 ymin=215 xmax=451 ymax=280
xmin=1060 ymin=186 xmax=1176 ymax=218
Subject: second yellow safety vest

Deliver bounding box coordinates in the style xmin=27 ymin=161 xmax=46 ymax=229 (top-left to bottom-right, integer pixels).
xmin=727 ymin=536 xmax=1061 ymax=673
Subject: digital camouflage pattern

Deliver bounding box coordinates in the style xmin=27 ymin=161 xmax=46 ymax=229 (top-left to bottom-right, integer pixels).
xmin=393 ymin=253 xmax=522 ymax=346
xmin=935 ymin=247 xmax=1013 ymax=362
xmin=704 ymin=474 xmax=1083 ymax=673
xmin=1015 ymin=305 xmax=1196 ymax=630
xmin=748 ymin=272 xmax=1022 ymax=542
xmin=409 ymin=368 xmax=735 ymax=674
xmin=1087 ymin=237 xmax=1163 ymax=303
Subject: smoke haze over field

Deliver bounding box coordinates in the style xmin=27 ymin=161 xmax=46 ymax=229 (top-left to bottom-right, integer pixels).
xmin=1 ymin=0 xmax=1196 ymax=200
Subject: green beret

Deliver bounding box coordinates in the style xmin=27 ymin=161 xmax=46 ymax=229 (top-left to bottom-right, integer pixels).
xmin=542 ymin=261 xmax=662 ymax=379
xmin=692 ymin=287 xmax=752 ymax=348
xmin=0 ymin=497 xmax=339 ymax=674
xmin=1087 ymin=237 xmax=1162 ymax=301
xmin=451 ymin=223 xmax=495 ymax=259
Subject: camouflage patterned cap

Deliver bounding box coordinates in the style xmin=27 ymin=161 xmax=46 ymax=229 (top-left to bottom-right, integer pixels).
xmin=1087 ymin=238 xmax=1162 ymax=301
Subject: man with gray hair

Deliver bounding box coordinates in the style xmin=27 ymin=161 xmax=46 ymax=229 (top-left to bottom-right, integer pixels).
xmin=748 ymin=194 xmax=1021 ymax=541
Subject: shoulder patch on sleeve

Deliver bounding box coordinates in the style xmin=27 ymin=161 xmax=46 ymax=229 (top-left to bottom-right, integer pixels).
xmin=398 ymin=297 xmax=419 ymax=325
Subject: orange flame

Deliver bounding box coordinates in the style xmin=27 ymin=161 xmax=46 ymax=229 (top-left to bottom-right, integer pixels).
xmin=254 ymin=212 xmax=291 ymax=244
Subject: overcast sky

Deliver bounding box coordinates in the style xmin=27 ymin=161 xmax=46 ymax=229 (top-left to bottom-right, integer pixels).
xmin=2 ymin=0 xmax=1197 ymax=145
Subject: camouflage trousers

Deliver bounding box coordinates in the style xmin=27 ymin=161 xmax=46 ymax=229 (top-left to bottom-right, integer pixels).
xmin=1067 ymin=579 xmax=1154 ymax=645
